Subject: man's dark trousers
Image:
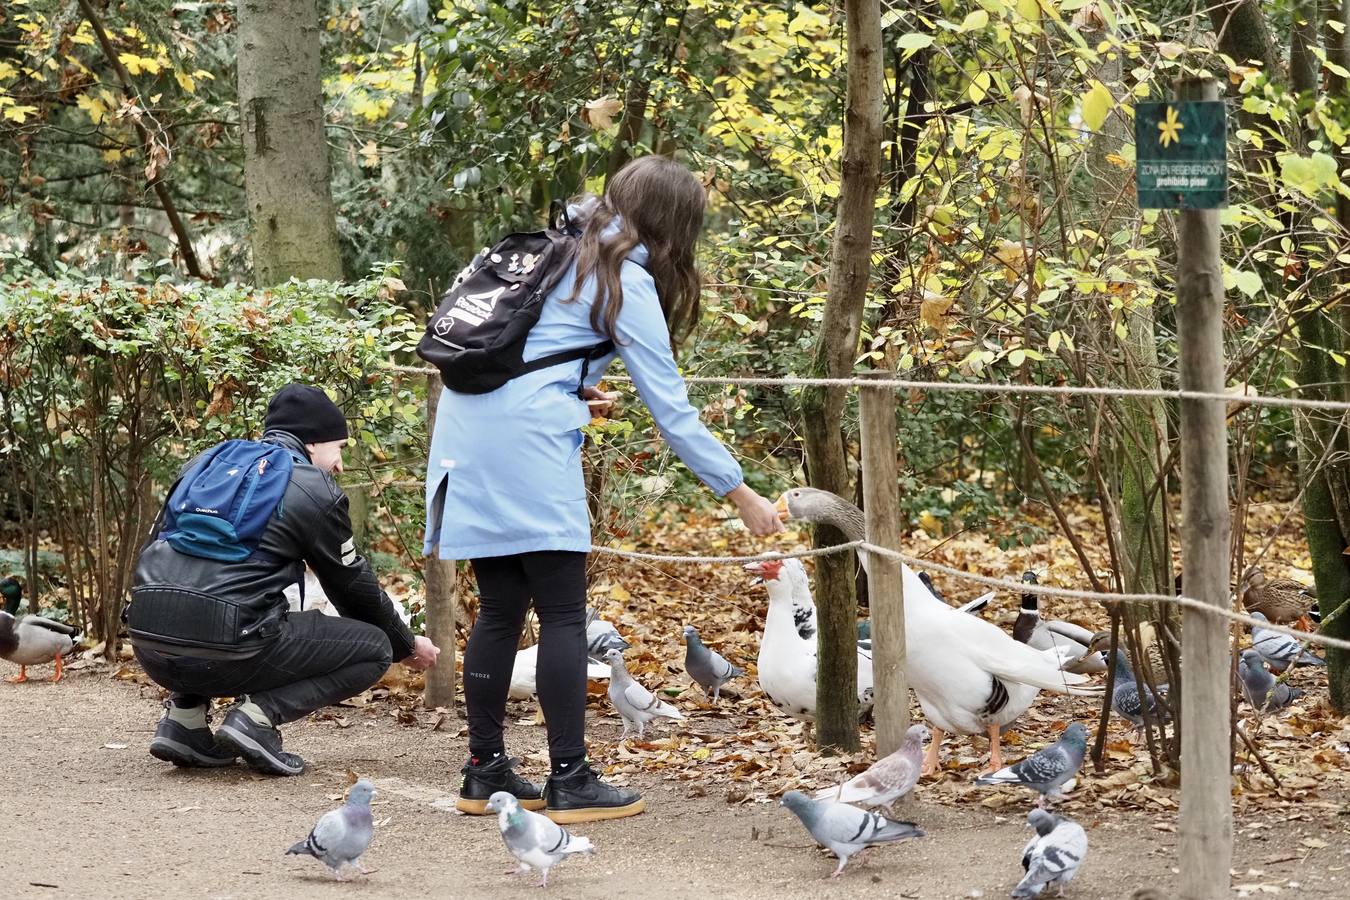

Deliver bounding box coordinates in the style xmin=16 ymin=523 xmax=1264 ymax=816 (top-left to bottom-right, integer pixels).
xmin=135 ymin=610 xmax=393 ymax=724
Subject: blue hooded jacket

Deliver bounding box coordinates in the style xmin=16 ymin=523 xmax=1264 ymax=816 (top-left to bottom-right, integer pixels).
xmin=423 ymin=240 xmax=744 ymax=560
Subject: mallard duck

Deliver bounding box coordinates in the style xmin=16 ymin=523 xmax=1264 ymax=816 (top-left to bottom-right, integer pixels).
xmin=1239 ymin=566 xmax=1316 ymax=630
xmin=1 ymin=608 xmax=80 ymax=683
xmin=1012 ymin=572 xmax=1107 ymax=675
xmin=776 ymin=487 xmax=1100 ymax=775
xmin=1 ymin=575 xmax=23 ymax=614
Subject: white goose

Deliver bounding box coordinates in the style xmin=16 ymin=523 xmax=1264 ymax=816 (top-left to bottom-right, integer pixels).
xmin=776 ymin=487 xmax=1100 ymax=774
xmin=747 ymin=558 xmax=873 ymax=721
xmin=509 ymin=609 xmax=629 ymax=701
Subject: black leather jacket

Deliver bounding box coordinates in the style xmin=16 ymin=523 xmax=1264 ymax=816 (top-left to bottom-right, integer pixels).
xmin=128 ymin=431 xmax=415 ymax=660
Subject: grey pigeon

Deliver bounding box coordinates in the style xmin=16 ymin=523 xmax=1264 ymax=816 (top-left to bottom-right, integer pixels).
xmin=1013 ymin=809 xmax=1087 ymax=898
xmin=485 ymin=791 xmax=594 ymax=887
xmin=814 ymin=723 xmax=928 ymax=809
xmin=286 ymin=779 xmax=376 ymax=880
xmin=976 ymin=723 xmax=1087 ymax=805
xmin=605 ymin=648 xmax=683 ymax=738
xmin=1239 ymin=648 xmax=1304 ymax=713
xmin=779 ymin=789 xmax=924 ymax=878
xmin=1249 ymin=612 xmax=1325 ymax=673
xmin=1109 ymin=650 xmax=1169 ymax=729
xmin=683 ymin=625 xmax=744 ymax=701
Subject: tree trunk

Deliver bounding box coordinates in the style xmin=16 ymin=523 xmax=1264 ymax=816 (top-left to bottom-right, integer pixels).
xmin=801 ymin=0 xmax=883 ymax=753
xmin=237 ymin=0 xmax=345 ymax=284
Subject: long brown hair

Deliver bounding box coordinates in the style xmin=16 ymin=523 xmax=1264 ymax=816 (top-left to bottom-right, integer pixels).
xmin=566 ymin=156 xmax=706 ymax=353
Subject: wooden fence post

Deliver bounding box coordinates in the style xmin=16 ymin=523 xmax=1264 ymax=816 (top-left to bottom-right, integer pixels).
xmin=860 ymin=371 xmax=908 ymax=756
xmin=1174 ymin=76 xmax=1233 ymax=900
xmin=422 ymin=371 xmax=458 ymax=710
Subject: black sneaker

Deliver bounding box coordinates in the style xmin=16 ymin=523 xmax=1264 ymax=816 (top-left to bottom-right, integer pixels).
xmin=215 ymin=708 xmax=305 ymax=776
xmin=543 ymin=761 xmax=644 ymax=823
xmin=148 ymin=707 xmax=238 ymax=769
xmin=456 ymin=755 xmax=545 ymax=814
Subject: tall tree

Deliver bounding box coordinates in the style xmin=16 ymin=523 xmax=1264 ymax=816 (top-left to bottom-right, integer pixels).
xmin=801 ymin=0 xmax=884 ymax=753
xmin=237 ymin=0 xmax=344 ymax=284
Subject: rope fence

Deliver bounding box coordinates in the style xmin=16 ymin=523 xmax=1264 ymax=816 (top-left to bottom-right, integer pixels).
xmin=386 ymin=363 xmax=1350 ymax=414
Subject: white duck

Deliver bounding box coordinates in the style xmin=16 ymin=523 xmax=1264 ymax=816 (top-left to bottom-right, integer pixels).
xmin=1 ymin=609 xmax=80 ymax=683
xmin=509 ymin=609 xmax=629 ymax=700
xmin=775 ymin=487 xmax=1100 ymax=774
xmin=747 ymin=558 xmax=874 ymax=721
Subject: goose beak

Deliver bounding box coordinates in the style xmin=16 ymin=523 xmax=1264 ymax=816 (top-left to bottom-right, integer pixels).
xmin=774 ymin=496 xmax=790 ymax=523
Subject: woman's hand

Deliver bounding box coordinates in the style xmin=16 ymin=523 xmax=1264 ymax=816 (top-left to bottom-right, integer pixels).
xmin=581 ymin=385 xmax=620 ymax=417
xmin=727 ymin=484 xmax=785 ymax=537
xmin=402 ymin=636 xmax=441 ymax=671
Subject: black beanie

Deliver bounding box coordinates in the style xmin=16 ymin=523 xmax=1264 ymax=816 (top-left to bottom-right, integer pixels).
xmin=263 ymin=384 xmax=349 ymax=444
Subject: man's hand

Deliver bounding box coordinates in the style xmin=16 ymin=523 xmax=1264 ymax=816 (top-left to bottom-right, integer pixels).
xmin=402 ymin=636 xmax=441 ymax=671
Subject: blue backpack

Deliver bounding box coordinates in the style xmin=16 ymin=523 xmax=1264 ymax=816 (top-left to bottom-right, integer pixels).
xmin=160 ymin=440 xmax=302 ymax=562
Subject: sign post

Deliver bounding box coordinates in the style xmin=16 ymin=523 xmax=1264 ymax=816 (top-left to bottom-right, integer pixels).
xmin=1139 ymin=79 xmax=1233 ymax=900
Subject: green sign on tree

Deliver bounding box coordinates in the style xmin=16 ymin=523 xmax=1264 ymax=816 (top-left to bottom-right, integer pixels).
xmin=1135 ymin=101 xmax=1227 ymax=209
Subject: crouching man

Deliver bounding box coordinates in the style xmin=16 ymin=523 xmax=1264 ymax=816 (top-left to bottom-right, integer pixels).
xmin=127 ymin=384 xmax=439 ymax=775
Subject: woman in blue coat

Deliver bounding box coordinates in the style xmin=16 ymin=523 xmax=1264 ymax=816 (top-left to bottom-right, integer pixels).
xmin=424 ymin=157 xmax=782 ymax=822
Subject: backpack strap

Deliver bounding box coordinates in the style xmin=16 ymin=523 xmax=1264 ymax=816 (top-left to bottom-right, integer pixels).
xmin=518 ymin=340 xmax=616 ymax=399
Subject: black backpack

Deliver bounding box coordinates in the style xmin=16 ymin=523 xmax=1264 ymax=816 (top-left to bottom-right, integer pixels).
xmin=416 ymin=203 xmax=614 ymax=396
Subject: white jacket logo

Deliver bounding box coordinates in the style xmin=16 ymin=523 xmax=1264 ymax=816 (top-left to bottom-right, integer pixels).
xmin=435 ymin=285 xmax=506 ymax=334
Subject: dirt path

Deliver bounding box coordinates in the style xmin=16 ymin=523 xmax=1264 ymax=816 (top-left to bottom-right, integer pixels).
xmin=1 ymin=672 xmax=1347 ymax=899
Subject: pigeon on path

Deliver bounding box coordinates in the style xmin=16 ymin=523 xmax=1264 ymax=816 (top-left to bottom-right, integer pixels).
xmin=779 ymin=790 xmax=924 ymax=878
xmin=975 ymin=723 xmax=1087 ymax=806
xmin=485 ymin=791 xmax=594 ymax=887
xmin=1109 ymin=649 xmax=1169 ymax=730
xmin=1249 ymin=612 xmax=1325 ymax=673
xmin=286 ymin=779 xmax=376 ymax=880
xmin=605 ymin=648 xmax=683 ymax=738
xmin=682 ymin=625 xmax=744 ymax=701
xmin=814 ymin=724 xmax=928 ymax=809
xmin=1238 ymin=648 xmax=1304 ymax=713
xmin=1013 ymin=809 xmax=1087 ymax=898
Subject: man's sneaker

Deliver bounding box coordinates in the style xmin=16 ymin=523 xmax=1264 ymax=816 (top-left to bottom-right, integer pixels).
xmin=543 ymin=761 xmax=644 ymax=823
xmin=456 ymin=755 xmax=546 ymax=814
xmin=148 ymin=708 xmax=237 ymax=769
xmin=215 ymin=708 xmax=305 ymax=776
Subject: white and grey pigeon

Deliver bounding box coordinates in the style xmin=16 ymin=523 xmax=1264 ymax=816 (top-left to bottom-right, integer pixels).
xmin=485 ymin=791 xmax=594 ymax=887
xmin=1249 ymin=612 xmax=1325 ymax=673
xmin=814 ymin=723 xmax=928 ymax=809
xmin=779 ymin=790 xmax=924 ymax=878
xmin=1013 ymin=808 xmax=1088 ymax=898
xmin=682 ymin=624 xmax=744 ymax=701
xmin=286 ymin=779 xmax=376 ymax=880
xmin=975 ymin=723 xmax=1087 ymax=806
xmin=1109 ymin=649 xmax=1169 ymax=730
xmin=605 ymin=648 xmax=683 ymax=738
xmin=1238 ymin=648 xmax=1304 ymax=713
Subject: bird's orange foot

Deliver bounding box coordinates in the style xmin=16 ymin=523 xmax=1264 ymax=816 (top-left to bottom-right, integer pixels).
xmin=5 ymin=668 xmax=28 ymax=684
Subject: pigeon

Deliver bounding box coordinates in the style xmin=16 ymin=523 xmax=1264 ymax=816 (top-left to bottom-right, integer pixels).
xmin=1109 ymin=649 xmax=1169 ymax=730
xmin=1238 ymin=648 xmax=1304 ymax=713
xmin=975 ymin=723 xmax=1087 ymax=806
xmin=814 ymin=723 xmax=928 ymax=809
xmin=779 ymin=790 xmax=924 ymax=878
xmin=1249 ymin=612 xmax=1325 ymax=673
xmin=286 ymin=779 xmax=376 ymax=880
xmin=1013 ymin=809 xmax=1087 ymax=898
xmin=485 ymin=791 xmax=594 ymax=887
xmin=604 ymin=648 xmax=683 ymax=738
xmin=682 ymin=625 xmax=744 ymax=701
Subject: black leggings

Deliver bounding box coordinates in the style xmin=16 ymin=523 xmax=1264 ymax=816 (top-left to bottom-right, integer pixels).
xmin=464 ymin=551 xmax=588 ymax=763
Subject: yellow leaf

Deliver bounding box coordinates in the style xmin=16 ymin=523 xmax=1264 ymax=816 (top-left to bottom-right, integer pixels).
xmin=175 ymin=71 xmax=195 ymax=93
xmin=1080 ymin=80 xmax=1113 ymax=131
xmin=3 ymin=104 xmax=36 ymax=123
xmin=76 ymin=92 xmax=107 ymax=124
xmin=610 ymin=583 xmax=631 ymax=602
xmin=102 ymin=148 xmax=127 ymax=163
xmin=359 ymin=139 xmax=380 ymax=169
xmin=918 ymin=511 xmax=942 ymax=536
xmin=118 ymin=53 xmax=143 ymax=75
xmin=0 ymin=62 xmax=18 ymax=81
xmin=583 ymin=96 xmax=623 ymax=131
xmin=919 ymin=291 xmax=954 ymax=330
